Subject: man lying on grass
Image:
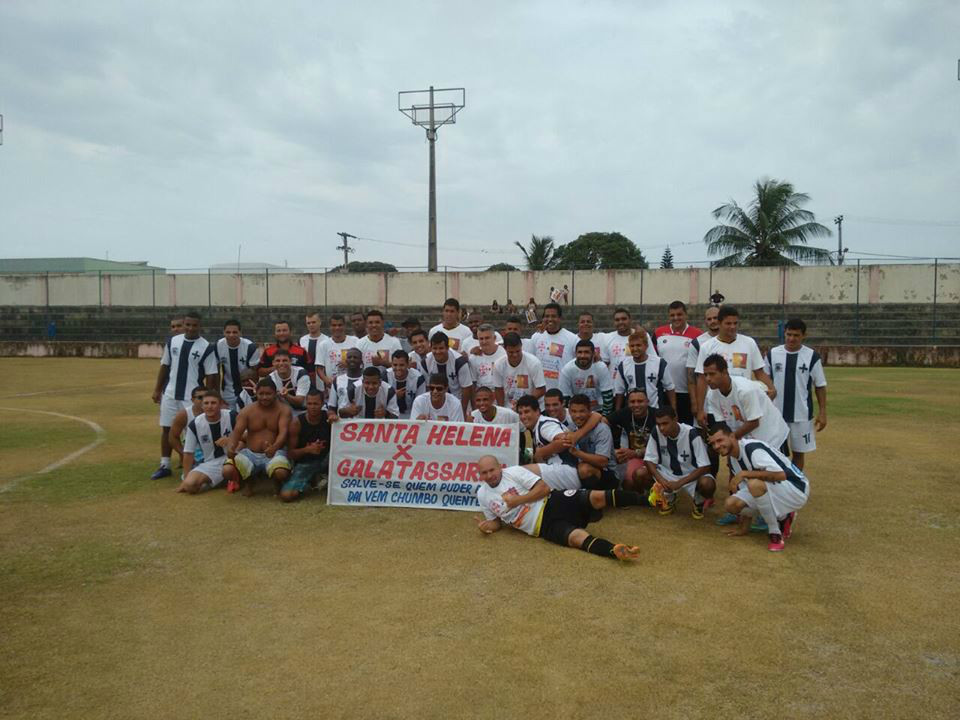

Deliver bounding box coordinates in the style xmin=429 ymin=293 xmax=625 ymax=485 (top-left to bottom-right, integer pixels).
xmin=473 ymin=455 xmax=647 ymax=561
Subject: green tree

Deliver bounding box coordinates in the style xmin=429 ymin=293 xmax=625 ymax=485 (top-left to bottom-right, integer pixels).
xmin=328 ymin=261 xmax=398 ymax=273
xmin=551 ymin=232 xmax=648 ymax=270
xmin=703 ymin=178 xmax=834 ymax=266
xmin=514 ymin=235 xmax=556 ymax=270
xmin=660 ymin=247 xmax=675 ymax=269
xmin=486 ymin=262 xmax=519 ymax=271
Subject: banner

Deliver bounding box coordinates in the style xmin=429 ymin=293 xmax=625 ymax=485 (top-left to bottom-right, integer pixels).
xmin=327 ymin=419 xmax=519 ymax=511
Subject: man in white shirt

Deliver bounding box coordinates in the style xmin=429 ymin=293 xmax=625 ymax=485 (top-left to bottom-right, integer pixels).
xmin=703 ymin=354 xmax=788 ymax=450
xmin=151 ymin=311 xmax=219 ymax=479
xmin=643 ymin=406 xmax=715 ymax=519
xmin=470 ymin=385 xmax=520 ymax=426
xmin=461 ymin=313 xmax=503 ymax=355
xmin=601 ymin=308 xmax=659 ymax=381
xmin=558 ymin=340 xmax=614 ymax=415
xmin=466 ymin=324 xmax=507 ymax=389
xmin=694 ymin=305 xmax=774 ymax=428
xmin=493 ymin=333 xmax=546 ymax=410
xmin=764 ymin=318 xmax=828 ymax=471
xmin=428 ymin=297 xmax=473 ymax=351
xmin=299 ymin=311 xmax=329 ymax=377
xmin=356 ymin=310 xmax=402 ymax=370
xmin=685 ymin=305 xmax=720 ymax=417
xmin=708 ymin=423 xmax=810 ymax=553
xmin=474 ymin=456 xmax=643 ymax=560
xmin=503 ymin=316 xmax=534 ymax=354
xmin=411 ymin=373 xmax=465 ymax=421
xmin=576 ymin=312 xmax=603 ymax=362
xmin=315 ymin=314 xmax=358 ymax=389
xmin=530 ymin=302 xmax=580 ymax=390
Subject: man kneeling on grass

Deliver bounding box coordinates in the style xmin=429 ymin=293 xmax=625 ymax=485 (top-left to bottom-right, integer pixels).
xmin=222 ymin=379 xmax=292 ymax=498
xmin=176 ymin=390 xmax=237 ymax=494
xmin=474 ymin=455 xmax=646 ymax=561
xmin=707 ymin=422 xmax=810 ymax=552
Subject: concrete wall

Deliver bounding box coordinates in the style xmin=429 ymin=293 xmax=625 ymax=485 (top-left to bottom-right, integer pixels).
xmin=1 ymin=264 xmax=957 ymax=308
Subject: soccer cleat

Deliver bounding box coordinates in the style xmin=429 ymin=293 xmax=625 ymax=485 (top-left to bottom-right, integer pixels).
xmin=612 ymin=544 xmax=640 ymax=560
xmin=226 ymin=479 xmax=239 ymax=494
xmin=780 ymin=512 xmax=795 ymax=540
xmin=702 ymin=498 xmax=715 ymax=511
xmin=767 ymin=533 xmax=785 ymax=552
xmin=150 ymin=466 xmax=172 ymax=480
xmin=716 ymin=512 xmax=739 ymax=526
xmin=750 ymin=517 xmax=769 ymax=533
xmin=647 ymin=484 xmax=662 ymax=509
xmin=692 ymin=500 xmax=705 ymax=520
xmin=658 ymin=494 xmax=676 ymax=516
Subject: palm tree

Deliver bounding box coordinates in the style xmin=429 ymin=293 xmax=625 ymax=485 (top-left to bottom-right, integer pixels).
xmin=514 ymin=234 xmax=556 ymax=270
xmin=703 ymin=179 xmax=834 ymax=266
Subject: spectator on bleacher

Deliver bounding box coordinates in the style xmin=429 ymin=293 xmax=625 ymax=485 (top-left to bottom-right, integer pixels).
xmin=710 ymin=289 xmax=725 ymax=305
xmin=299 ymin=311 xmax=329 ymax=372
xmin=315 ymin=315 xmax=358 ymax=389
xmin=652 ymin=301 xmax=702 ymax=424
xmin=215 ymin=319 xmax=260 ymax=410
xmin=531 ymin=302 xmax=579 ymax=391
xmin=258 ymin=320 xmax=311 ymax=377
xmin=694 ymin=306 xmax=775 ymax=428
xmin=356 ymin=310 xmax=401 ymax=370
xmin=429 ymin=298 xmax=473 ymax=351
xmin=504 ymin=299 xmax=517 ymax=315
xmin=764 ymin=318 xmax=828 ymax=471
xmin=491 ymin=299 xmax=500 ymax=314
xmin=151 ymin=311 xmax=218 ymax=480
xmin=608 ymin=388 xmax=657 ymax=492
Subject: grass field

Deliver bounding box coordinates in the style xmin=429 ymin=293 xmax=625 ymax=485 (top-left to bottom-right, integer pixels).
xmin=1 ymin=358 xmax=958 ymax=719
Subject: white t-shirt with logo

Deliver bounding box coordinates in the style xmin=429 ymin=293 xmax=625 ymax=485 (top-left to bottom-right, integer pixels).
xmin=316 ymin=336 xmax=359 ymax=379
xmin=705 ymin=376 xmax=789 ymax=448
xmin=410 ymin=392 xmax=465 ymax=421
xmin=477 ymin=465 xmax=547 ymax=537
xmin=530 ymin=328 xmax=580 ymax=389
xmin=492 ymin=352 xmax=547 ymax=407
xmin=470 ymin=405 xmax=521 ymax=426
xmin=695 ymin=334 xmax=765 ymax=379
xmin=428 ymin=323 xmax=474 ymax=352
xmin=356 ymin=334 xmax=402 ymax=369
xmin=468 ymin=346 xmax=507 ymax=389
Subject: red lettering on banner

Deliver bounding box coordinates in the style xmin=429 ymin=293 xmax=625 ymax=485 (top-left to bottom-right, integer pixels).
xmin=465 ymin=463 xmax=478 ymax=482
xmin=357 ymin=424 xmax=375 ymax=442
xmin=426 ymin=425 xmax=446 ymax=446
xmin=377 ymin=460 xmax=394 ymax=479
xmin=424 ymin=462 xmax=439 ymax=481
xmin=339 ymin=423 xmax=359 ymax=442
xmin=396 ymin=460 xmax=412 ymax=478
xmin=393 ymin=444 xmax=413 ymax=461
xmin=336 ymin=458 xmax=353 ymax=476
xmin=409 ymin=462 xmax=424 ymax=480
xmin=452 ymin=463 xmax=467 ymax=482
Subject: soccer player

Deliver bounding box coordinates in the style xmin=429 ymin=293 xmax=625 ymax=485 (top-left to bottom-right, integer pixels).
xmin=299 ymin=311 xmax=329 ymax=373
xmin=765 ymin=319 xmax=827 ymax=470
xmin=470 ymin=385 xmax=520 ymax=425
xmin=150 ymin=311 xmax=218 ymax=479
xmin=613 ymin=330 xmax=676 ymax=412
xmin=216 ymin=319 xmax=260 ymax=409
xmin=461 ymin=312 xmax=503 ymax=355
xmin=652 ymin=301 xmax=702 ymax=424
xmin=576 ymin=311 xmax=603 ymax=362
xmin=235 ymin=369 xmax=258 ymax=410
xmin=609 ymin=389 xmax=657 ymax=492
xmin=516 ymin=395 xmax=582 ymax=491
xmin=284 ymin=390 xmax=331 ymax=502
xmin=493 ymin=332 xmax=546 ymax=410
xmin=530 ymin=302 xmax=580 ymax=390
xmin=411 ymin=373 xmax=464 ymax=421
xmin=567 ymin=394 xmax=619 ymax=489
xmin=398 ymin=317 xmax=421 ymax=353
xmin=330 ymin=348 xmax=364 ymax=422
xmin=686 ymin=305 xmax=721 ymax=414
xmin=694 ymin=305 xmax=774 ymax=427
xmin=168 ymin=316 xmax=183 ymax=336
xmin=356 ymin=310 xmax=401 ymax=370
xmin=543 ymin=388 xmax=574 ymax=430
xmin=643 ymin=406 xmax=715 ymax=518
xmin=428 ymin=297 xmax=473 ymax=351
xmin=559 ymin=340 xmax=614 ymax=415
xmin=387 ymin=350 xmax=425 ymax=420
xmin=315 ymin=314 xmax=359 ymax=389
xmin=407 ymin=329 xmax=431 ymax=375
xmin=474 ymin=456 xmax=643 ymax=561
xmin=168 ymin=386 xmax=207 ymax=466
xmin=222 ymin=379 xmax=292 ymax=497
xmin=258 ymin=319 xmax=311 ymax=377
xmin=466 ymin=323 xmax=506 ymax=390
xmin=338 ymin=366 xmax=400 ymax=419
xmin=601 ymin=308 xmax=659 ymax=380
xmin=702 ymin=354 xmax=788 ymax=449
xmin=423 ymin=332 xmax=474 ymax=416
xmin=351 ymin=311 xmax=367 ymax=339
xmin=708 ymin=422 xmax=810 ymax=552
xmin=268 ymin=349 xmax=311 ymax=416
xmin=176 ymin=390 xmax=237 ymax=494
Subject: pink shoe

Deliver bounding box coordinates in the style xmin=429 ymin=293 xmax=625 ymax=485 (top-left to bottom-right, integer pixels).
xmin=780 ymin=512 xmax=795 ymax=540
xmin=226 ymin=480 xmax=239 ymax=494
xmin=768 ymin=533 xmax=785 ymax=552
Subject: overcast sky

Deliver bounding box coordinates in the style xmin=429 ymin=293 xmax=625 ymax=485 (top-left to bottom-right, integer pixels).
xmin=1 ymin=1 xmax=958 ymax=271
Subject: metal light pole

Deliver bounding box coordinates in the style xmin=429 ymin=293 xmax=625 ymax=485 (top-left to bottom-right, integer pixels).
xmin=398 ymin=86 xmax=465 ymax=272
xmin=834 ymin=215 xmax=846 ymax=265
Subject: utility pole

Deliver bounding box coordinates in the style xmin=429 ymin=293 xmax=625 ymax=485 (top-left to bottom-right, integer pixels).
xmin=834 ymin=215 xmax=845 ymax=265
xmin=336 ymin=232 xmax=356 ymax=272
xmin=398 ymin=86 xmax=465 ymax=272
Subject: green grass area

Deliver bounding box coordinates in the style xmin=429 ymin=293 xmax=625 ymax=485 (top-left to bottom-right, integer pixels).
xmin=0 ymin=359 xmax=958 ymax=720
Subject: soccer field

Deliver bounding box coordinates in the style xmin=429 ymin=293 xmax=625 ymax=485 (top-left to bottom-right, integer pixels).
xmin=1 ymin=358 xmax=958 ymax=719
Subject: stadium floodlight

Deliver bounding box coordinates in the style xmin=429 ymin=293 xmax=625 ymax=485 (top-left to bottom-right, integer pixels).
xmin=398 ymin=86 xmax=465 ymax=272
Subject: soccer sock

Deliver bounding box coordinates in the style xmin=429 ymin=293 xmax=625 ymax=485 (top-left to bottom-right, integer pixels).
xmin=160 ymin=457 xmax=171 ymax=468
xmin=604 ymin=489 xmax=650 ymax=508
xmin=753 ymin=490 xmax=780 ymax=533
xmin=581 ymin=535 xmax=616 ymax=558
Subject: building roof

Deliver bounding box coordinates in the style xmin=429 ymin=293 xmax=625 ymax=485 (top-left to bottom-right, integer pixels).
xmin=0 ymin=257 xmax=166 ymax=274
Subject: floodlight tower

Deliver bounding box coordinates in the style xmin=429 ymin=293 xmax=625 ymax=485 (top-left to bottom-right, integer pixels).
xmin=398 ymin=86 xmax=465 ymax=272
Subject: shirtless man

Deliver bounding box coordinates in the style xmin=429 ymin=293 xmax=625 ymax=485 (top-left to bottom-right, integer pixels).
xmin=222 ymin=379 xmax=292 ymax=497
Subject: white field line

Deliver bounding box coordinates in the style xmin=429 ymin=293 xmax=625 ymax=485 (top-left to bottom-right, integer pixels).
xmin=0 ymin=406 xmax=106 ymax=492
xmin=0 ymin=379 xmax=148 ymax=400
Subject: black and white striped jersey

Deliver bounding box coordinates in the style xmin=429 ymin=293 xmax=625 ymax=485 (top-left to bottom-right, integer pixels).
xmin=299 ymin=333 xmax=328 ymax=366
xmin=643 ymin=422 xmax=710 ymax=477
xmin=423 ymin=349 xmax=473 ymax=398
xmin=215 ymin=337 xmax=260 ymax=400
xmin=765 ymin=345 xmax=827 ymax=422
xmin=613 ymin=355 xmax=674 ymax=408
xmin=730 ymin=439 xmax=808 ymax=493
xmin=161 ymin=334 xmax=218 ymax=401
xmin=386 ymin=367 xmax=426 ymax=419
xmin=184 ymin=409 xmax=237 ymax=463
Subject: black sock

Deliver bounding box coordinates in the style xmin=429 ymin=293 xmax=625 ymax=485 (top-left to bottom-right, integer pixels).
xmin=604 ymin=489 xmax=649 ymax=508
xmin=581 ymin=535 xmax=616 ymax=558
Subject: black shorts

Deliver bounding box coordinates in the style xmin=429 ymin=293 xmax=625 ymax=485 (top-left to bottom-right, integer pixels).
xmin=539 ymin=489 xmax=592 ymax=546
xmin=676 ymin=393 xmax=693 ymax=425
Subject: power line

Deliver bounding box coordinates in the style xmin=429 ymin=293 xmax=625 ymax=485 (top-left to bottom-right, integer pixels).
xmin=842 ymin=215 xmax=960 ymax=228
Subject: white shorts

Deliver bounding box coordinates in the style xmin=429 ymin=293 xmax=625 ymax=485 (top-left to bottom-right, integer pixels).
xmin=657 ymin=470 xmax=715 ymax=499
xmin=159 ymin=396 xmax=189 ymax=427
xmin=733 ymin=477 xmax=810 ymax=519
xmin=787 ymin=420 xmax=816 ymax=453
xmin=536 ymin=463 xmax=582 ymax=491
xmin=190 ymin=458 xmax=227 ymax=487
xmin=226 ymin=448 xmax=291 ymax=481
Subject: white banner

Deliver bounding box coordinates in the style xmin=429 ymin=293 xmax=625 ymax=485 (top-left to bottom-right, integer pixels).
xmin=327 ymin=419 xmax=519 ymax=511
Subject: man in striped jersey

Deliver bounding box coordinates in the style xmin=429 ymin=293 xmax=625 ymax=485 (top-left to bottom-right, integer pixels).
xmin=613 ymin=330 xmax=676 ymax=412
xmin=176 ymin=390 xmax=236 ymax=494
xmin=268 ymin=349 xmax=312 ymax=416
xmin=708 ymin=422 xmax=810 ymax=553
xmin=765 ymin=319 xmax=827 ymax=470
xmin=424 ymin=332 xmax=474 ymax=417
xmin=299 ymin=311 xmax=329 ymax=384
xmin=643 ymin=406 xmax=715 ymax=519
xmin=337 ymin=366 xmax=400 ymax=419
xmin=387 ymin=350 xmax=425 ymax=420
xmin=517 ymin=395 xmax=581 ymax=492
xmin=150 ymin=312 xmax=219 ymax=480
xmin=216 ymin=319 xmax=260 ymax=410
